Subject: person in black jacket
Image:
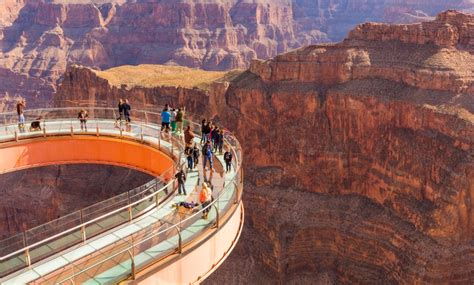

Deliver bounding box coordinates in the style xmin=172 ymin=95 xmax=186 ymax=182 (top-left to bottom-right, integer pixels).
xmin=224 ymin=149 xmax=233 ymax=173
xmin=116 ymin=99 xmax=124 ymax=125
xmin=211 ymin=126 xmax=220 ymax=153
xmin=175 ymin=169 xmax=186 ymax=195
xmin=193 ymin=144 xmax=200 ymax=166
xmin=201 ymin=119 xmax=207 ymax=143
xmin=123 ymin=99 xmax=131 ymax=124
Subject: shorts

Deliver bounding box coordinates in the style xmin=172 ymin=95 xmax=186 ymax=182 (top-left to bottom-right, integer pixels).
xmin=162 ymin=122 xmax=170 ymax=129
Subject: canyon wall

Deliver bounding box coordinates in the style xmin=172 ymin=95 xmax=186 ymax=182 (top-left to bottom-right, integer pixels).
xmin=54 ymin=11 xmax=474 ymax=284
xmin=1 ymin=0 xmax=473 ymax=110
xmin=0 ymin=164 xmax=152 ymax=240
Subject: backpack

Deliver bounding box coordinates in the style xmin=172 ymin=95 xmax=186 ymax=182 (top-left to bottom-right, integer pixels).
xmin=199 ymin=189 xmax=208 ymax=203
xmin=203 ymin=145 xmax=212 ymax=158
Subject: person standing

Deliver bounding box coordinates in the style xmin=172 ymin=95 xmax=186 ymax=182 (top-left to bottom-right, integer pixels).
xmin=184 ymin=125 xmax=195 ymax=149
xmin=175 ymin=169 xmax=186 ymax=195
xmin=199 ymin=182 xmax=213 ymax=219
xmin=224 ymin=149 xmax=233 ymax=173
xmin=170 ymin=108 xmax=177 ymax=132
xmin=193 ymin=143 xmax=200 ymax=166
xmin=176 ymin=108 xmax=184 ymax=134
xmin=161 ymin=106 xmax=171 ymax=133
xmin=202 ymin=140 xmax=213 ymax=171
xmin=186 ymin=147 xmax=194 ymax=171
xmin=211 ymin=126 xmax=220 ymax=152
xmin=218 ymin=129 xmax=224 ymax=154
xmin=123 ymin=99 xmax=131 ymax=125
xmin=16 ymin=99 xmax=26 ymax=131
xmin=115 ymin=99 xmax=124 ymax=126
xmin=78 ymin=109 xmax=89 ymax=131
xmin=201 ymin=119 xmax=207 ymax=143
xmin=203 ymin=121 xmax=212 ymax=143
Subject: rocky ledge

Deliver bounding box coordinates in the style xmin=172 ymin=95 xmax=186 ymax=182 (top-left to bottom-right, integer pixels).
xmin=54 ymin=11 xmax=473 ymax=284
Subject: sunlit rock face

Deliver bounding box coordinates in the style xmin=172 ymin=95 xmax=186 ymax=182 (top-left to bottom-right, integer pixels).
xmin=0 ymin=0 xmax=472 ymax=110
xmin=0 ymin=164 xmax=152 ymax=240
xmin=56 ymin=10 xmax=474 ymax=284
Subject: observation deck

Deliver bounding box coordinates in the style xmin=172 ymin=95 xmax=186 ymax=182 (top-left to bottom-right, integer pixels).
xmin=0 ymin=107 xmax=244 ymax=284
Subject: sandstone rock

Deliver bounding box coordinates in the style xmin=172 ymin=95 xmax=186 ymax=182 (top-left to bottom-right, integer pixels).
xmin=54 ymin=11 xmax=474 ymax=283
xmin=2 ymin=1 xmax=473 ymax=111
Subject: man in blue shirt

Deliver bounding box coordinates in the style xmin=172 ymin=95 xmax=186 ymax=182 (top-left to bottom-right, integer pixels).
xmin=161 ymin=105 xmax=171 ymax=132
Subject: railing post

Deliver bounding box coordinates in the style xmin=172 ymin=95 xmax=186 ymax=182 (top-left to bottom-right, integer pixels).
xmin=25 ymin=248 xmax=31 ymax=267
xmin=128 ymin=249 xmax=136 ymax=280
xmin=140 ymin=124 xmax=144 ymax=143
xmin=158 ymin=131 xmax=161 ymax=148
xmin=80 ymin=210 xmax=86 ymax=242
xmin=96 ymin=121 xmax=99 ymax=137
xmin=145 ymin=111 xmax=148 ymax=124
xmin=234 ymin=181 xmax=239 ymax=204
xmin=171 ymin=138 xmax=174 ymax=154
xmin=176 ymin=226 xmax=182 ymax=254
xmin=43 ymin=119 xmax=46 ymax=137
xmin=127 ymin=192 xmax=133 ymax=222
xmin=120 ymin=126 xmax=123 ymax=138
xmin=14 ymin=130 xmax=18 ymax=142
xmin=70 ymin=124 xmax=74 ymax=136
xmin=213 ymin=204 xmax=219 ymax=229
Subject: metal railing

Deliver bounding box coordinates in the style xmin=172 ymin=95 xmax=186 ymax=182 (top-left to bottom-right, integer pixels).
xmin=0 ymin=107 xmax=243 ymax=284
xmin=49 ymin=116 xmax=243 ymax=285
xmin=0 ymin=107 xmax=188 ymax=278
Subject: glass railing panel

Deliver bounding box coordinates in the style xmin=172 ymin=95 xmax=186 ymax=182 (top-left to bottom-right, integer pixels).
xmin=132 ymin=226 xmax=180 ymax=272
xmin=28 ymin=227 xmax=82 ymax=265
xmin=26 ymin=211 xmax=81 ymax=246
xmin=144 ymin=112 xmax=161 ymax=126
xmin=0 ymin=251 xmax=27 ymax=278
xmin=131 ymin=187 xmax=156 ymax=218
xmin=71 ymin=250 xmax=132 ymax=285
xmin=81 ymin=192 xmax=129 ymax=223
xmin=178 ymin=206 xmax=217 ymax=245
xmin=0 ymin=107 xmax=242 ymax=282
xmin=0 ymin=232 xmax=24 ymax=257
xmin=84 ymin=208 xmax=130 ymax=239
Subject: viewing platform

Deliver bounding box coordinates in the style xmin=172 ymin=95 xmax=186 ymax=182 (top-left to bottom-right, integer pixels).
xmin=0 ymin=107 xmax=244 ymax=284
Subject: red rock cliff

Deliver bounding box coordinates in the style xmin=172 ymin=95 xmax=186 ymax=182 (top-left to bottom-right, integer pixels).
xmin=55 ymin=10 xmax=474 ymax=284
xmin=2 ymin=1 xmax=473 ymax=111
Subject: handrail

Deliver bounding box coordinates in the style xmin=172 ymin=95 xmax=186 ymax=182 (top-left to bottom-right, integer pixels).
xmin=0 ymin=179 xmax=173 ymax=261
xmin=0 ymin=108 xmax=186 ymax=263
xmin=0 ymin=106 xmax=243 ymax=283
xmin=57 ymin=132 xmax=242 ymax=284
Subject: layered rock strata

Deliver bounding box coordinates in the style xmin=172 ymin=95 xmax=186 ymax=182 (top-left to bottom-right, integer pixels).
xmin=55 ymin=11 xmax=474 ymax=283
xmin=1 ymin=0 xmax=473 ymax=110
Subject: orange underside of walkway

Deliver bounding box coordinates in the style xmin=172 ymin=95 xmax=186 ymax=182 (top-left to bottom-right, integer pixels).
xmin=0 ymin=136 xmax=174 ymax=179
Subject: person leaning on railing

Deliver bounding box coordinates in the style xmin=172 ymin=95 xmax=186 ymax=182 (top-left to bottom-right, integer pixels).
xmin=78 ymin=109 xmax=88 ymax=131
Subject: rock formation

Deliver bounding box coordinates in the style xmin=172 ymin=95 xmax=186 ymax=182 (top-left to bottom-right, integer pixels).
xmin=1 ymin=0 xmax=473 ymax=110
xmin=0 ymin=164 xmax=152 ymax=240
xmin=54 ymin=10 xmax=474 ymax=283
